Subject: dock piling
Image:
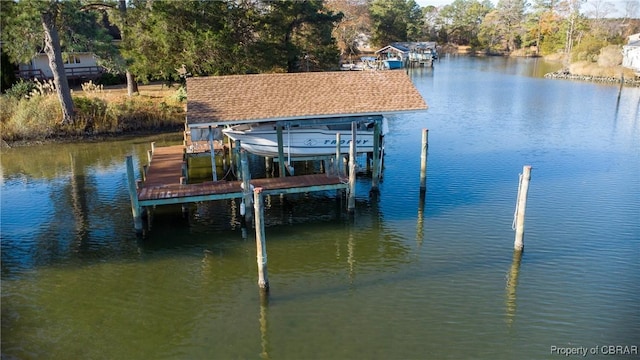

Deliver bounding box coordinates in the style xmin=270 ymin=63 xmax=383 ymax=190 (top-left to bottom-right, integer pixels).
xmin=125 ymin=155 xmax=143 ymax=233
xmin=253 ymin=187 xmax=269 ymax=291
xmin=240 ymin=149 xmax=253 ymax=223
xmin=335 ymin=133 xmax=342 ymax=176
xmin=208 ymin=126 xmax=218 ymax=181
xmin=513 ymin=165 xmax=532 ymax=251
xmin=371 ymin=118 xmax=382 ymax=191
xmin=347 ymin=122 xmax=357 ymax=213
xmin=276 ymin=124 xmax=286 ymax=177
xmin=419 ymin=128 xmax=429 ymax=193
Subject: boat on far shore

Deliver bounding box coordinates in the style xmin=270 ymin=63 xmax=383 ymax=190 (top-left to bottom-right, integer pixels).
xmin=383 ymin=58 xmax=403 ymax=69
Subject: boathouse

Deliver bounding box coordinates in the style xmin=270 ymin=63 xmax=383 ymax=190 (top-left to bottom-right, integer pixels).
xmin=186 ymin=70 xmax=427 ymax=180
xmin=127 ymin=71 xmax=427 ymax=232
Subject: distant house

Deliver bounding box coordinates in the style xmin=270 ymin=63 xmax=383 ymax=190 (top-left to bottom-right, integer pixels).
xmin=622 ymin=33 xmax=640 ymax=75
xmin=16 ymin=52 xmax=103 ymax=82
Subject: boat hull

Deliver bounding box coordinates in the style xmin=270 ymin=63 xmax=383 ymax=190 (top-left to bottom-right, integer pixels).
xmin=223 ymin=128 xmax=378 ymax=158
xmin=383 ymin=59 xmax=403 ymax=69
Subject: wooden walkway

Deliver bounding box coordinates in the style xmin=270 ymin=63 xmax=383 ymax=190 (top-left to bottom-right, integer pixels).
xmin=135 ymin=145 xmax=348 ymax=207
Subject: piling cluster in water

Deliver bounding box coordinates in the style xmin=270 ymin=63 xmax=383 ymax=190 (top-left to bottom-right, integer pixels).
xmin=544 ymin=70 xmax=640 ymax=86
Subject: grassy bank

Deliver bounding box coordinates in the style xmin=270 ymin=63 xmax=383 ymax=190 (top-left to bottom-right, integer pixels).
xmin=0 ymin=81 xmax=186 ymax=146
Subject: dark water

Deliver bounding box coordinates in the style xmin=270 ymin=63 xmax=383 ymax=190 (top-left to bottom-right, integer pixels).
xmin=2 ymin=56 xmax=639 ymax=359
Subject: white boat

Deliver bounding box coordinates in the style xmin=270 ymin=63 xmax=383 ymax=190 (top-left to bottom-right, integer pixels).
xmin=223 ymin=119 xmax=388 ymax=158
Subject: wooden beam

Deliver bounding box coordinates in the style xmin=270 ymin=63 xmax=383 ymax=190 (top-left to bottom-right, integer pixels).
xmin=125 ymin=156 xmax=143 ymax=232
xmin=276 ymin=123 xmax=286 ymax=177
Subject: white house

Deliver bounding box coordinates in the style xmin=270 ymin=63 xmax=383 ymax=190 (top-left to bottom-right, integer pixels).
xmin=622 ymin=33 xmax=640 ymax=75
xmin=16 ymin=52 xmax=103 ymax=81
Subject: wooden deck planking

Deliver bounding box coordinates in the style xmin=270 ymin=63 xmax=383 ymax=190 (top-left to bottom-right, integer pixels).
xmin=139 ymin=145 xmax=347 ymax=204
xmin=143 ymin=145 xmax=185 ymax=187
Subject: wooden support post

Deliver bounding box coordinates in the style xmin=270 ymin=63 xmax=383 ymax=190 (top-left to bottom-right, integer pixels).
xmin=265 ymin=157 xmax=272 ymax=177
xmin=335 ymin=133 xmax=342 ymax=176
xmin=419 ymin=128 xmax=429 ymax=193
xmin=208 ymin=126 xmax=217 ymax=181
xmin=147 ymin=149 xmax=153 ymax=166
xmin=151 ymin=141 xmax=156 ymax=154
xmin=253 ymin=187 xmax=269 ymax=291
xmin=513 ymin=165 xmax=532 ymax=251
xmin=125 ymin=156 xmax=143 ymax=233
xmin=241 ymin=149 xmax=253 ymax=223
xmin=142 ymin=165 xmax=148 ymax=182
xmin=371 ymin=118 xmax=381 ymax=191
xmin=347 ymin=122 xmax=357 ymax=213
xmin=234 ymin=140 xmax=241 ymax=180
xmin=180 ymin=176 xmax=189 ymax=217
xmin=276 ymin=124 xmax=286 ymax=177
xmin=181 ymin=162 xmax=188 ymax=184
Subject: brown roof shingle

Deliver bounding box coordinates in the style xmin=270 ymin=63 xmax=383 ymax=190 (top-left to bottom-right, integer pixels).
xmin=186 ymin=71 xmax=427 ymax=126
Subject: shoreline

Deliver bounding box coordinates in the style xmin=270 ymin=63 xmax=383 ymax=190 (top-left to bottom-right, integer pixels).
xmin=1 ymin=127 xmax=182 ymax=150
xmin=543 ymin=70 xmax=640 ymax=86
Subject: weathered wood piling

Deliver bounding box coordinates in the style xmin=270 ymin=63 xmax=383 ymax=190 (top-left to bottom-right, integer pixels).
xmin=513 ymin=165 xmax=532 ymax=251
xmin=419 ymin=128 xmax=429 ymax=193
xmin=348 ymin=122 xmax=357 ymax=213
xmin=253 ymin=187 xmax=269 ymax=291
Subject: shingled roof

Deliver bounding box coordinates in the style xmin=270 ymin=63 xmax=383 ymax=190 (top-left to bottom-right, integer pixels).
xmin=186 ymin=71 xmax=427 ymax=127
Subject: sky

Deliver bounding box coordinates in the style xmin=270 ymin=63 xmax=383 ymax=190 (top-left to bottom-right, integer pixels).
xmin=414 ymin=0 xmax=635 ymax=17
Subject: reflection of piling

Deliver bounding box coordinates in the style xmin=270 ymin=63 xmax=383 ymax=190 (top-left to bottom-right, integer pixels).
xmin=253 ymin=187 xmax=269 ymax=291
xmin=347 ymin=122 xmax=357 ymax=213
xmin=513 ymin=165 xmax=532 ymax=251
xmin=419 ymin=129 xmax=429 ymax=194
xmin=259 ymin=291 xmax=270 ymax=359
xmin=416 ymin=193 xmax=425 ymax=246
xmin=505 ymin=251 xmax=522 ymax=326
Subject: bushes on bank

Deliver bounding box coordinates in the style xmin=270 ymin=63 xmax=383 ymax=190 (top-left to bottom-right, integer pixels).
xmin=0 ymin=83 xmax=185 ymax=141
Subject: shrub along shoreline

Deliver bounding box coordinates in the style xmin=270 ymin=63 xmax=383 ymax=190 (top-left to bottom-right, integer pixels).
xmin=0 ymin=81 xmax=186 ymax=148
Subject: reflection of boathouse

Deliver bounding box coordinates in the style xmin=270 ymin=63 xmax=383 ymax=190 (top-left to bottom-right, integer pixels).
xmin=127 ymin=71 xmax=427 ymax=232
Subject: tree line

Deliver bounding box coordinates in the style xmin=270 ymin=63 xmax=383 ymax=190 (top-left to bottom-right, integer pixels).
xmin=1 ymin=0 xmax=638 ymax=125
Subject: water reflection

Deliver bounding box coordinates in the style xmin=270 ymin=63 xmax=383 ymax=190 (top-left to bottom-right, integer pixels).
xmin=2 ymin=58 xmax=639 ymax=359
xmin=259 ymin=290 xmax=270 ymax=359
xmin=505 ymin=251 xmax=522 ymax=327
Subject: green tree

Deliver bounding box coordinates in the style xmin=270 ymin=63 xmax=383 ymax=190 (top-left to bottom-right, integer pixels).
xmin=439 ymin=0 xmax=493 ymax=46
xmin=256 ymin=0 xmax=342 ymax=72
xmin=121 ymin=0 xmax=248 ymax=82
xmin=493 ymin=0 xmax=527 ymax=52
xmin=421 ymin=5 xmax=441 ymax=41
xmin=369 ymin=0 xmax=424 ymax=47
xmin=1 ymin=0 xmax=116 ymax=124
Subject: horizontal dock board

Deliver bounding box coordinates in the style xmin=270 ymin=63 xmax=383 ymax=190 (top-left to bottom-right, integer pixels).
xmin=139 ymin=145 xmax=347 ymax=206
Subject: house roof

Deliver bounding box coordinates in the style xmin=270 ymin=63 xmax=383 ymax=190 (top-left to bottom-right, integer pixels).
xmin=375 ymin=44 xmax=410 ymax=54
xmin=186 ymin=71 xmax=427 ymax=127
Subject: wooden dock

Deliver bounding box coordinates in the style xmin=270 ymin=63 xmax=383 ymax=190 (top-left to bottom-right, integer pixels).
xmin=126 ymin=144 xmax=349 ymax=230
